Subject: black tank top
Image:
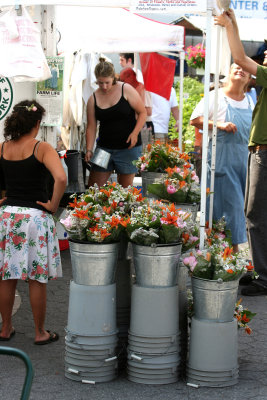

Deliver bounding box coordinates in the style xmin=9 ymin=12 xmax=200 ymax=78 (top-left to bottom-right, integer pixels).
xmin=0 ymin=141 xmax=50 ymax=212
xmin=94 ymin=83 xmax=141 ymax=149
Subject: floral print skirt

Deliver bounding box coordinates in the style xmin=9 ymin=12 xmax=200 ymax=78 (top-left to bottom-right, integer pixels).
xmin=0 ymin=206 xmax=62 ymax=282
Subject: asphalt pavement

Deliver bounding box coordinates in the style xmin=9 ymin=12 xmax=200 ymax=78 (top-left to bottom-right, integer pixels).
xmin=1 ymin=248 xmax=267 ymax=400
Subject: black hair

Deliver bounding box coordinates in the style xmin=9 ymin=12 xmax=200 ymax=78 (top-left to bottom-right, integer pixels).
xmin=4 ymin=100 xmax=45 ymax=141
xmin=119 ymin=53 xmax=135 ymax=64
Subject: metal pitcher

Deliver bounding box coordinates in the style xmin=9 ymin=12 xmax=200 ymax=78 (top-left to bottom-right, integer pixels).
xmin=90 ymin=148 xmax=111 ymax=169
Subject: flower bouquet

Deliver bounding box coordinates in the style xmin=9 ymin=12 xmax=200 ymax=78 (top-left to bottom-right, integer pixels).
xmin=126 ymin=202 xmax=190 ymax=246
xmin=60 ymin=182 xmax=144 ymax=243
xmin=234 ymin=298 xmax=256 ymax=335
xmin=147 ymin=166 xmax=201 ymax=204
xmin=133 ymin=141 xmax=188 ymax=173
xmin=185 ymin=44 xmax=205 ymax=69
xmin=183 ymin=246 xmax=257 ymax=282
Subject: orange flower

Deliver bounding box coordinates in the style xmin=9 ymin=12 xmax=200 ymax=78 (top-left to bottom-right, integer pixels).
xmin=246 ymin=261 xmax=254 ymax=271
xmin=106 ymin=215 xmax=120 ymax=228
xmin=245 ymin=327 xmax=252 ymax=335
xmin=161 ymin=212 xmax=178 ymax=225
xmin=182 ymin=233 xmax=190 ymax=242
xmin=73 ymin=209 xmax=90 ymax=220
xmin=222 ymin=247 xmax=233 ymax=260
xmin=100 ymin=228 xmax=111 ymax=240
xmin=241 ymin=314 xmax=250 ymax=323
xmin=111 ymin=200 xmax=117 ymax=209
xmin=179 ymin=181 xmax=186 ymax=189
xmin=147 ymin=143 xmax=152 ymax=151
xmin=103 ymin=206 xmax=112 ymax=215
xmin=227 ymin=269 xmax=234 ymax=274
xmin=205 ymin=252 xmax=211 ymax=261
xmin=100 ymin=188 xmax=113 ymax=197
xmin=119 ymin=217 xmax=130 ymax=228
xmin=165 ymin=167 xmax=173 ymax=176
xmin=206 ymin=187 xmax=210 ymax=195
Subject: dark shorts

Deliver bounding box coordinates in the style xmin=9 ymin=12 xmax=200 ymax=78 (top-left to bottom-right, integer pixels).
xmin=91 ymin=146 xmax=142 ymax=174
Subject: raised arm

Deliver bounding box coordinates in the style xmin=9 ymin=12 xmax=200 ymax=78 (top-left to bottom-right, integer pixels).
xmin=85 ymin=95 xmax=97 ymax=162
xmin=214 ymin=10 xmax=258 ymax=75
xmin=123 ymin=83 xmax=147 ymax=149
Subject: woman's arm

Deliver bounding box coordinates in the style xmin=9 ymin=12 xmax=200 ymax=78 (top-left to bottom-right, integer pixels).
xmin=85 ymin=95 xmax=97 ymax=162
xmin=214 ymin=10 xmax=258 ymax=75
xmin=123 ymin=83 xmax=147 ymax=149
xmin=190 ymin=116 xmax=237 ymax=133
xmin=36 ymin=143 xmax=67 ymax=214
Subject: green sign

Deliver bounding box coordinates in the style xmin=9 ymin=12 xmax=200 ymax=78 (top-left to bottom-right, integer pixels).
xmin=0 ymin=77 xmax=13 ymax=121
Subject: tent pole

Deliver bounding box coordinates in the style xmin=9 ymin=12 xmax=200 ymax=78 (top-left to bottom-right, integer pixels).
xmin=179 ymin=50 xmax=185 ymax=150
xmin=208 ymin=25 xmax=221 ymax=227
xmin=199 ymin=8 xmax=212 ymax=250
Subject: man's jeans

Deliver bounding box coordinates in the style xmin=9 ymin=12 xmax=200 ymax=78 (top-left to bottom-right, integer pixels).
xmin=245 ymin=150 xmax=267 ymax=285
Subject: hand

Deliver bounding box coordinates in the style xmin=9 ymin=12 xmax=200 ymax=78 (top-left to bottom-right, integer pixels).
xmin=217 ymin=121 xmax=237 ymax=133
xmin=214 ymin=11 xmax=232 ymax=27
xmin=84 ymin=149 xmax=93 ymax=163
xmin=0 ymin=197 xmax=7 ymax=206
xmin=174 ymin=120 xmax=179 ymax=131
xmin=126 ymin=132 xmax=138 ymax=149
xmin=36 ymin=200 xmax=57 ymax=214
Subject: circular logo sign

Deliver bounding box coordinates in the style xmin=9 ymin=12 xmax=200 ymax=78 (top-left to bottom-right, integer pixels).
xmin=0 ymin=77 xmax=13 ymax=121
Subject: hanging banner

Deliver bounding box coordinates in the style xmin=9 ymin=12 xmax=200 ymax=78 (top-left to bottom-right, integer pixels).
xmin=230 ymin=0 xmax=267 ymax=18
xmin=36 ymin=57 xmax=64 ymax=127
xmin=130 ymin=0 xmax=207 ymax=13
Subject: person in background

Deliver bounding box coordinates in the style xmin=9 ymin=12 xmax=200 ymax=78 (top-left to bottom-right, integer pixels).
xmin=85 ymin=58 xmax=146 ymax=188
xmin=246 ymin=75 xmax=257 ymax=105
xmin=119 ymin=67 xmax=153 ymax=150
xmin=151 ymin=87 xmax=179 ymax=143
xmin=215 ymin=10 xmax=267 ymax=296
xmin=119 ymin=53 xmax=144 ymax=83
xmin=190 ymin=63 xmax=253 ymax=254
xmin=0 ymin=100 xmax=67 ymax=343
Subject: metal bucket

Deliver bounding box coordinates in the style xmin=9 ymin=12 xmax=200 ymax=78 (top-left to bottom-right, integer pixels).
xmin=90 ymin=147 xmax=111 ymax=169
xmin=175 ymin=203 xmax=199 ymax=222
xmin=130 ymin=285 xmax=178 ymax=337
xmin=191 ymin=276 xmax=239 ymax=322
xmin=141 ymin=171 xmax=165 ymax=198
xmin=133 ymin=243 xmax=181 ymax=288
xmin=69 ymin=240 xmax=119 ymax=285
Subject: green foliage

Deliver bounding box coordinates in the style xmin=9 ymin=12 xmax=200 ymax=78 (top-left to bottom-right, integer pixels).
xmin=169 ymin=77 xmax=204 ymax=153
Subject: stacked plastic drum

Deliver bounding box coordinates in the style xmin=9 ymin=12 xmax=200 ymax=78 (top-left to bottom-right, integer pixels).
xmin=127 ymin=243 xmax=181 ymax=384
xmin=65 ymin=241 xmax=119 ymax=384
xmin=187 ymin=277 xmax=239 ymax=387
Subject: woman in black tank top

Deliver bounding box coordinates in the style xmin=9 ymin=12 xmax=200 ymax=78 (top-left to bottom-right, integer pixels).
xmin=85 ymin=58 xmax=147 ymax=188
xmin=0 ymin=100 xmax=66 ymax=344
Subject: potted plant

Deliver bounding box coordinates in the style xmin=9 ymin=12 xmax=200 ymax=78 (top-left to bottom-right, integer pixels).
xmin=126 ymin=201 xmax=190 ymax=287
xmin=147 ymin=165 xmax=200 ymax=220
xmin=133 ymin=141 xmax=190 ymax=198
xmin=185 ymin=43 xmax=205 ymax=75
xmin=60 ymin=182 xmax=145 ymax=285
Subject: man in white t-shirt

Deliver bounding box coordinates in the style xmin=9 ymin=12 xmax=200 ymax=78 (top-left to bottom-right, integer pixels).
xmin=151 ymin=87 xmax=179 ymax=141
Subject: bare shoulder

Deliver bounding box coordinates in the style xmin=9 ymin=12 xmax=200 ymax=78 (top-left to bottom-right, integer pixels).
xmin=37 ymin=141 xmax=58 ymax=160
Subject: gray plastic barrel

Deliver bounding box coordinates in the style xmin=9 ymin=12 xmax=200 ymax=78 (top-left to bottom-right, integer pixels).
xmin=67 ymin=281 xmax=116 ymax=335
xmin=187 ymin=316 xmax=238 ymax=387
xmin=69 ymin=240 xmax=119 ymax=285
xmin=132 ymin=243 xmax=181 ymax=288
xmin=191 ymin=276 xmax=239 ymax=322
xmin=141 ymin=171 xmax=165 ymax=198
xmin=130 ymin=285 xmax=179 ymax=336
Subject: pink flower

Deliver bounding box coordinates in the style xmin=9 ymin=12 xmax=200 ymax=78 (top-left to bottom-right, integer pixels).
xmin=189 ymin=235 xmax=199 ymax=243
xmin=140 ymin=163 xmax=146 ymax=171
xmin=60 ymin=215 xmax=72 ymax=229
xmin=32 ymin=106 xmax=37 ymax=111
xmin=183 ymin=256 xmax=198 ymax=271
xmin=167 ymin=185 xmax=177 ymax=194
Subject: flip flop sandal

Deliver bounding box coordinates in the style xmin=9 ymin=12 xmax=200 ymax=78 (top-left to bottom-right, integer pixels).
xmin=34 ymin=330 xmax=59 ymax=345
xmin=0 ymin=329 xmax=16 ymax=341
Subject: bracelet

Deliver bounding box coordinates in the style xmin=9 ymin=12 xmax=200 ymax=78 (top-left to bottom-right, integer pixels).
xmin=86 ymin=149 xmax=94 ymax=155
